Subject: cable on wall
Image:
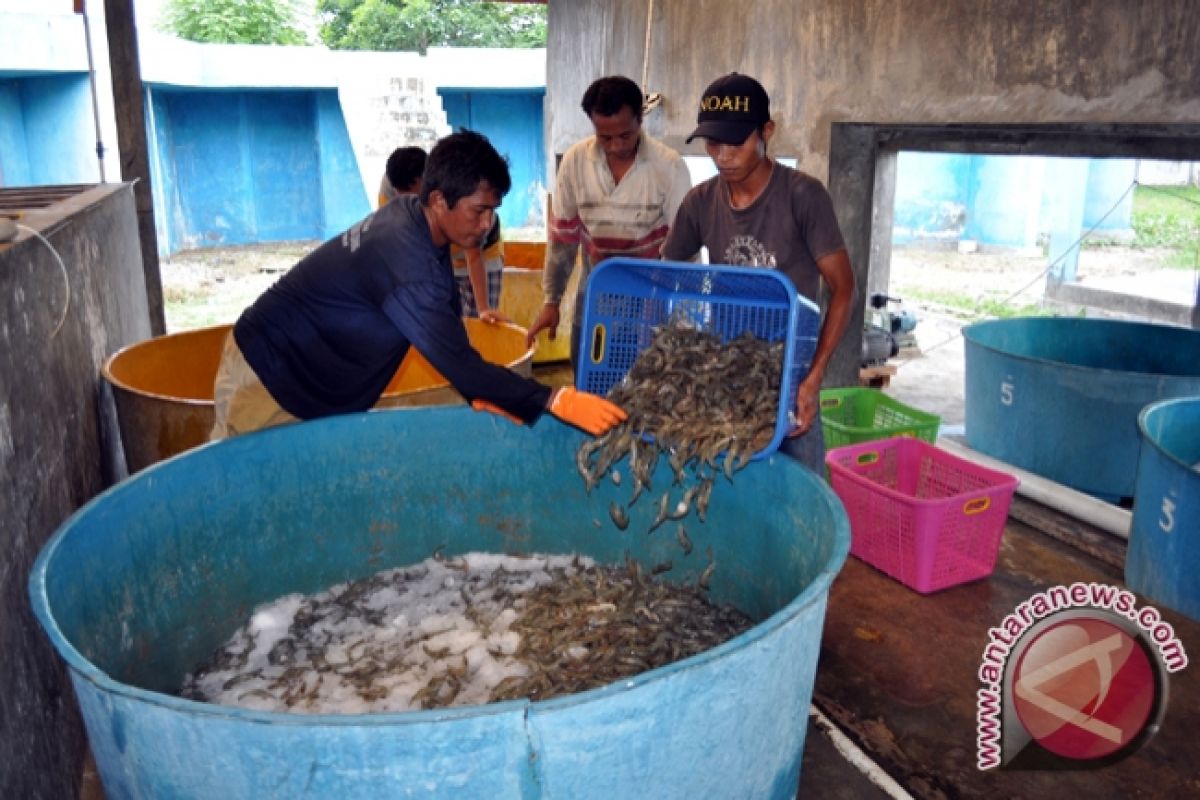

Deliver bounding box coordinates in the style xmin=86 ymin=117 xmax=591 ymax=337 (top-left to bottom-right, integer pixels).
xmin=15 ymin=223 xmax=72 ymax=339
xmin=640 ymin=0 xmax=662 ymax=115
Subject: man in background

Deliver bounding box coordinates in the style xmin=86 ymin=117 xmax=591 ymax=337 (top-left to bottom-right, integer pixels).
xmin=525 ymin=75 xmax=692 ymax=368
xmin=378 ymin=146 xmax=427 ymax=207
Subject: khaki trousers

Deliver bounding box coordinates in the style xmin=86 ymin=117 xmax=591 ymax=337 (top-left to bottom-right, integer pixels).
xmin=210 ymin=333 xmax=299 ymax=440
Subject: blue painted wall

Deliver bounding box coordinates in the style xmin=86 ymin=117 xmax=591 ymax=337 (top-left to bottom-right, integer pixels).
xmin=149 ymin=88 xmax=368 ymax=253
xmin=0 ymin=81 xmax=31 ymax=186
xmin=439 ymin=88 xmax=546 ymax=230
xmin=146 ymin=88 xmax=176 ymax=256
xmin=247 ymin=93 xmax=324 ymax=242
xmin=0 ymin=72 xmax=96 ymax=186
xmin=1084 ymin=158 xmax=1137 ymax=232
xmin=1043 ymin=157 xmax=1091 ymax=280
xmin=891 ymin=152 xmax=968 ymax=243
xmin=893 ymin=152 xmax=1136 ymax=249
xmin=962 ymin=155 xmax=1042 ymax=247
xmin=315 ymin=91 xmax=369 ymax=240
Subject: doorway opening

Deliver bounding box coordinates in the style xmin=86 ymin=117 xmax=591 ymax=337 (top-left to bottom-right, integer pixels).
xmin=825 ymin=123 xmax=1200 ymax=426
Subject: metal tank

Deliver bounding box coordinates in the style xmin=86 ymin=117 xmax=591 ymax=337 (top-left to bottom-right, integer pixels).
xmin=30 ymin=407 xmax=849 ymax=799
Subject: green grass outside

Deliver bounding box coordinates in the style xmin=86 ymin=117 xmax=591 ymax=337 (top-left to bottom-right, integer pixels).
xmin=163 ymin=272 xmax=278 ymax=333
xmin=1132 ymin=184 xmax=1200 ymax=268
xmin=902 ymin=287 xmax=1053 ymax=320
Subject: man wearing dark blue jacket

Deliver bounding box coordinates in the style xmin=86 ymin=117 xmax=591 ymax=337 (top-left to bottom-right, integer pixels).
xmin=211 ymin=130 xmax=625 ymax=439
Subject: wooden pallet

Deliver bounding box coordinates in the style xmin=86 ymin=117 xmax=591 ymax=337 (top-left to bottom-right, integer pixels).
xmin=858 ymin=363 xmax=897 ymax=388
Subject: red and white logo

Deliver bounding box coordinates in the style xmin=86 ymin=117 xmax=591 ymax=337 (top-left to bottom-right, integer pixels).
xmin=1012 ymin=618 xmax=1155 ymax=761
xmin=976 ymin=584 xmax=1187 ymax=771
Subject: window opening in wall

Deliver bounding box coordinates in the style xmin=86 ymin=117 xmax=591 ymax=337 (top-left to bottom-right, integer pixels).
xmin=888 ymin=153 xmax=1200 ymax=326
xmin=875 ymin=149 xmax=1200 ymax=434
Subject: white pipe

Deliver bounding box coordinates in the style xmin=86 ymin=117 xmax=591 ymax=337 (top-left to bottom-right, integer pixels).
xmin=80 ymin=6 xmax=107 ymax=182
xmin=937 ymin=437 xmax=1131 ymax=539
xmin=808 ymin=705 xmax=916 ymax=800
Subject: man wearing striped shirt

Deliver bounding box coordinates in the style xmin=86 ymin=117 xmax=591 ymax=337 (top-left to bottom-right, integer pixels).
xmin=526 ymin=75 xmax=692 ymax=368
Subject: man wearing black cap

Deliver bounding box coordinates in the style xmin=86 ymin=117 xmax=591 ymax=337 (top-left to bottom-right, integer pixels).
xmin=661 ymin=73 xmax=856 ymax=473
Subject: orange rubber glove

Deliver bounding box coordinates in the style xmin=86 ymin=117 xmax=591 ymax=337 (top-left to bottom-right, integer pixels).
xmin=548 ymin=387 xmax=628 ymax=436
xmin=471 ymin=399 xmax=523 ymax=425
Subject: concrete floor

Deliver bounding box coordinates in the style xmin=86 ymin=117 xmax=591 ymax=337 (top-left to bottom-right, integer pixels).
xmin=814 ymin=505 xmax=1200 ymax=798
xmin=879 ymin=311 xmax=969 ymax=430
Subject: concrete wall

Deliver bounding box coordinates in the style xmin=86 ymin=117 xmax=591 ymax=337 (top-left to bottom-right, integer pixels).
xmin=1083 ymin=158 xmax=1138 ymax=236
xmin=0 ymin=183 xmax=151 ymax=797
xmin=547 ymin=0 xmax=1200 ymax=382
xmin=548 ymin=0 xmax=1200 ymax=168
xmin=134 ymin=37 xmax=548 ymax=248
xmin=0 ymin=79 xmax=36 ymax=186
xmin=317 ymin=91 xmax=373 ymax=237
xmin=891 ymin=152 xmax=969 ymax=243
xmin=1138 ymin=160 xmax=1200 ymax=186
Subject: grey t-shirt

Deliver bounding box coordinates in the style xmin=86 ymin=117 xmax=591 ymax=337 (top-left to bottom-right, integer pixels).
xmin=660 ymin=162 xmax=846 ymax=301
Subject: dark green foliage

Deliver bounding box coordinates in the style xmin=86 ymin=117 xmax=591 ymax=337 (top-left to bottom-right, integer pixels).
xmin=316 ymin=0 xmax=547 ymax=53
xmin=160 ymin=0 xmax=310 ymax=46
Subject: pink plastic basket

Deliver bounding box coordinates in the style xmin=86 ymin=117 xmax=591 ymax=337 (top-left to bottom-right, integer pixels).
xmin=824 ymin=437 xmax=1019 ymax=594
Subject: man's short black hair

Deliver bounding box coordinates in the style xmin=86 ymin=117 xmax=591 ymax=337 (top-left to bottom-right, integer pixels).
xmin=420 ymin=129 xmax=511 ymax=208
xmin=385 ymin=146 xmax=427 ymax=194
xmin=581 ymin=75 xmax=644 ymax=122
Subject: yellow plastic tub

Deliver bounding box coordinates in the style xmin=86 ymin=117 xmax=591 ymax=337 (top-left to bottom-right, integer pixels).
xmin=102 ymin=319 xmax=535 ymax=472
xmin=499 ymin=268 xmax=576 ymax=365
xmin=497 ymin=240 xmax=579 ymax=365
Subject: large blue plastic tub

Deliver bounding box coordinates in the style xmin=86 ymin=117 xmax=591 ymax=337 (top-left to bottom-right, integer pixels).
xmin=576 ymin=257 xmax=820 ymax=459
xmin=963 ymin=317 xmax=1200 ymax=499
xmin=30 ymin=407 xmax=849 ymax=799
xmin=1126 ymin=397 xmax=1200 ymax=622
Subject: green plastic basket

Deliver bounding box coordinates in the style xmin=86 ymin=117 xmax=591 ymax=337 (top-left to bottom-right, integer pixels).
xmin=820 ymin=388 xmax=941 ymax=450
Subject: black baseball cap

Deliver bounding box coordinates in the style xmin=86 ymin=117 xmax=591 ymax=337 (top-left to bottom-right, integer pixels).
xmin=687 ymin=73 xmax=771 ymax=145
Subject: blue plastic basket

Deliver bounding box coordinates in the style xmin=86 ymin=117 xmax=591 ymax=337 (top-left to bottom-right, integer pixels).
xmin=576 ymin=257 xmax=820 ymax=460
